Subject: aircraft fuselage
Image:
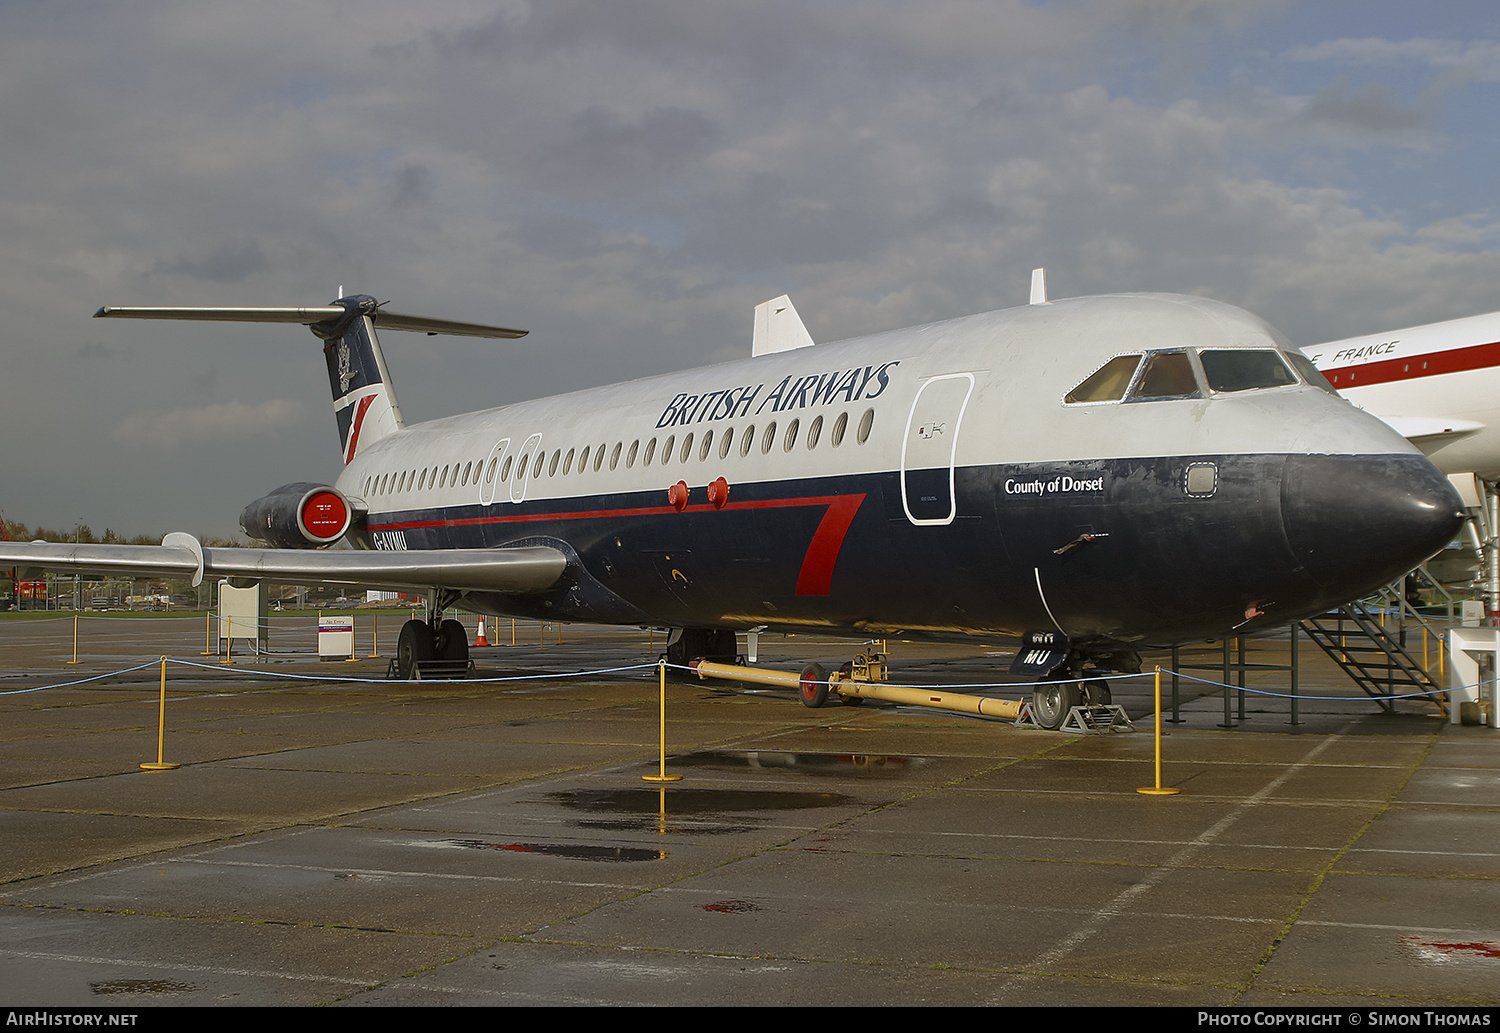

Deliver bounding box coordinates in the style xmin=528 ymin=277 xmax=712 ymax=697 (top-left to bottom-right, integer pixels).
xmin=339 ymin=293 xmax=1463 ymax=648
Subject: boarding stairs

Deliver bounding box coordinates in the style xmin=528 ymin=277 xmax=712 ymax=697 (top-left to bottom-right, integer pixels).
xmin=1299 ymin=597 xmax=1446 ymax=716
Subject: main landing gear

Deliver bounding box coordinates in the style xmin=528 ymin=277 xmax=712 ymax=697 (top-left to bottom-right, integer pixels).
xmin=393 ymin=616 xmax=470 ymax=679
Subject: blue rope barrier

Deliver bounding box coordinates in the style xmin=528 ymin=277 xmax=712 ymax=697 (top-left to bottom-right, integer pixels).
xmin=0 ymin=655 xmax=1479 ymax=704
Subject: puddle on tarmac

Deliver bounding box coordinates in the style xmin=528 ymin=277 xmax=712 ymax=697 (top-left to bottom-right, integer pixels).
xmin=672 ymin=750 xmax=929 ymax=777
xmin=546 ymin=786 xmax=858 ymax=837
xmin=549 ymin=787 xmax=856 ymax=813
xmin=446 ymin=839 xmax=666 ymax=862
xmin=91 ymin=979 xmax=197 ymax=996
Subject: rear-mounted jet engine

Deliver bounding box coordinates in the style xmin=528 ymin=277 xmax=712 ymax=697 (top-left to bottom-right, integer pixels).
xmin=240 ymin=482 xmax=354 ymax=549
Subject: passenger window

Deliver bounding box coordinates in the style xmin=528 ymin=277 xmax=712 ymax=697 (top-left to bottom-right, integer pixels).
xmin=741 ymin=425 xmax=755 ymax=457
xmin=532 ymin=452 xmax=545 ymax=479
xmin=549 ymin=449 xmax=561 ymax=476
xmin=1199 ymin=350 xmax=1297 ymax=393
xmin=599 ymin=444 xmax=610 ymax=471
xmin=577 ymin=446 xmax=589 ymax=473
xmin=832 ymin=412 xmax=848 ymax=447
xmin=807 ymin=415 xmax=822 ymax=449
xmin=783 ymin=418 xmax=799 ymax=452
xmin=626 ymin=440 xmax=639 ymax=468
xmin=418 ymin=469 xmax=428 ymax=491
xmin=644 ymin=438 xmax=658 ymax=466
xmin=659 ymin=435 xmax=672 ymax=465
xmin=857 ymin=408 xmax=874 ymax=444
xmin=681 ymin=432 xmax=694 ymax=463
xmin=501 ymin=456 xmax=514 ymax=481
xmin=1066 ymin=354 xmax=1141 ymax=404
xmin=485 ymin=458 xmax=497 ymax=484
xmin=516 ymin=453 xmax=529 ymax=479
xmin=563 ymin=448 xmax=574 ymax=475
xmin=699 ymin=430 xmax=713 ymax=461
xmin=610 ymin=442 xmax=621 ymax=470
xmin=720 ymin=427 xmax=734 ymax=460
xmin=761 ymin=422 xmax=777 ymax=454
xmin=1132 ymin=352 xmax=1200 ymax=399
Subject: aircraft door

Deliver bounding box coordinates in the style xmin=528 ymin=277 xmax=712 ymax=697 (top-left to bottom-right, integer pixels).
xmin=901 ymin=373 xmax=974 ymax=525
xmin=478 ymin=437 xmax=511 ymax=506
xmin=510 ymin=433 xmax=543 ymax=503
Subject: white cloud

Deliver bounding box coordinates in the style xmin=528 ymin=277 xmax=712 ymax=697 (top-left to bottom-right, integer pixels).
xmin=114 ymin=399 xmax=303 ymax=451
xmin=1288 ymin=37 xmax=1500 ymax=81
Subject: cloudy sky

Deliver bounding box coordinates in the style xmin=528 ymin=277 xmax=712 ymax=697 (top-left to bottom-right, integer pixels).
xmin=4 ymin=0 xmax=1500 ymax=538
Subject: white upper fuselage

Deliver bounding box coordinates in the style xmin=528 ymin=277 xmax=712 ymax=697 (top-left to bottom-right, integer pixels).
xmin=341 ymin=292 xmax=1415 ymax=525
xmin=1302 ymin=309 xmax=1500 ymax=481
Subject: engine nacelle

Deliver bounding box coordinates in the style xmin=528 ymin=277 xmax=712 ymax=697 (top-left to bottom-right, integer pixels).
xmin=240 ymin=482 xmax=353 ymax=549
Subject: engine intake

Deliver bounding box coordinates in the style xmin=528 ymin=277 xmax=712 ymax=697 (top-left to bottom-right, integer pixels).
xmin=240 ymin=482 xmax=353 ymax=549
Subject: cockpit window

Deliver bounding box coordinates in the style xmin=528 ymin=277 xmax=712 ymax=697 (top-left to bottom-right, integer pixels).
xmin=1132 ymin=351 xmax=1200 ymax=399
xmin=1199 ymin=349 xmax=1297 ymax=393
xmin=1065 ymin=354 xmax=1142 ymax=404
xmin=1284 ymin=351 xmax=1341 ymax=395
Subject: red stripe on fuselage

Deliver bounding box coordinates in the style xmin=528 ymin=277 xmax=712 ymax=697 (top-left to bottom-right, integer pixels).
xmin=368 ymin=492 xmax=868 ymax=597
xmin=1322 ymin=340 xmax=1500 ymax=389
xmin=344 ymin=394 xmax=376 ymax=464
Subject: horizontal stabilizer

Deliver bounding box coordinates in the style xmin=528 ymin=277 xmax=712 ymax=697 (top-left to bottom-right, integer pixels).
xmin=0 ymin=539 xmax=566 ymax=594
xmin=95 ymin=305 xmax=528 ymax=339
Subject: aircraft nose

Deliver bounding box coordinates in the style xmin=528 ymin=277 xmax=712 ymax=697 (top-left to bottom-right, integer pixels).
xmin=1280 ymin=454 xmax=1466 ymax=598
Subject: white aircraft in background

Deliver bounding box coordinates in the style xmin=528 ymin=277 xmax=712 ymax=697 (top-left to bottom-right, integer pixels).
xmin=0 ymin=278 xmax=1464 ymax=727
xmin=1303 ymin=309 xmax=1500 ymax=609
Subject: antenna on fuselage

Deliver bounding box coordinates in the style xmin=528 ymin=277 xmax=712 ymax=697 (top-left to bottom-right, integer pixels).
xmin=1029 ymin=268 xmax=1048 ymax=305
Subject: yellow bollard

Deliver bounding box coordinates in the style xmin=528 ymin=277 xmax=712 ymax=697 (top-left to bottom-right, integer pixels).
xmin=201 ymin=612 xmax=213 ymax=655
xmin=510 ymin=618 xmax=517 ymax=646
xmin=66 ymin=614 xmax=81 ymax=664
xmin=368 ymin=615 xmax=380 ymax=658
xmin=140 ymin=656 xmax=180 ymax=771
xmin=1137 ymin=668 xmax=1181 ymax=796
xmin=643 ymin=660 xmax=683 ymax=784
xmin=221 ymin=614 xmax=235 ymax=665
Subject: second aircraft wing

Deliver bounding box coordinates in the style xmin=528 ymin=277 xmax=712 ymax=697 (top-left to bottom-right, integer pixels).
xmin=0 ymin=537 xmax=566 ymax=595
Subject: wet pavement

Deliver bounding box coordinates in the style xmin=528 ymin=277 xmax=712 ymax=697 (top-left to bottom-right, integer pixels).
xmin=0 ymin=613 xmax=1497 ymax=1007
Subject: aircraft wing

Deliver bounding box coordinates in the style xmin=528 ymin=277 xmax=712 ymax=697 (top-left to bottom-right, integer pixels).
xmin=0 ymin=536 xmax=566 ymax=594
xmin=1375 ymin=415 xmax=1486 ymax=447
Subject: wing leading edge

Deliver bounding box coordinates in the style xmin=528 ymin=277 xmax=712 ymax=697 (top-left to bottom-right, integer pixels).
xmin=0 ymin=537 xmax=566 ymax=595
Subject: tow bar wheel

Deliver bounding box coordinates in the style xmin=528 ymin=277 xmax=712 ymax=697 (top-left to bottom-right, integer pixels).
xmin=800 ymin=663 xmax=828 ymax=708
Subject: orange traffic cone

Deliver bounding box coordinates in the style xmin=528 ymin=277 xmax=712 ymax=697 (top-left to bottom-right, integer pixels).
xmin=473 ymin=618 xmax=491 ymax=647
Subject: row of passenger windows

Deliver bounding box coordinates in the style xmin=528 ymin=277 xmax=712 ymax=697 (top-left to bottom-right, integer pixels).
xmin=1064 ymin=348 xmax=1335 ymax=405
xmin=361 ymin=407 xmax=878 ymax=499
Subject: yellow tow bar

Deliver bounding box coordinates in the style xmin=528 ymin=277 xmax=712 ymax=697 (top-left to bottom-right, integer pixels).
xmin=688 ymin=659 xmax=1024 ymax=720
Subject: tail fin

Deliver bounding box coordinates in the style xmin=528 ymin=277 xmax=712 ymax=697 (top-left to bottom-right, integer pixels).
xmin=316 ymin=296 xmax=406 ymax=465
xmin=94 ymin=295 xmax=529 ymax=466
